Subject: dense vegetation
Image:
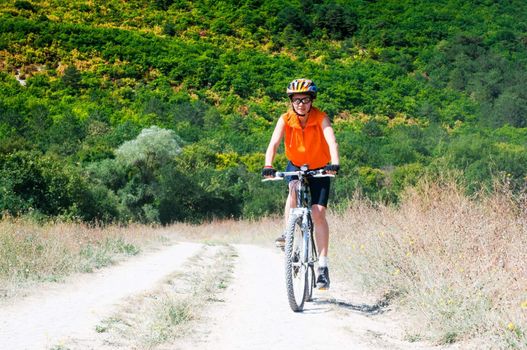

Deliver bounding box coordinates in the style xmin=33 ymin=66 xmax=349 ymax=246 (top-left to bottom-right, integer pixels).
xmin=1 ymin=0 xmax=526 ymax=223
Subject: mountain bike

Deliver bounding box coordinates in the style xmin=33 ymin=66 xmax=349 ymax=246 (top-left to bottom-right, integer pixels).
xmin=264 ymin=166 xmax=334 ymax=312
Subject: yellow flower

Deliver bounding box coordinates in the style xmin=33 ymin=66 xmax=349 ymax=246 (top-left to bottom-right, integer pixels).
xmin=507 ymin=322 xmax=516 ymax=331
xmin=521 ymin=300 xmax=527 ymax=309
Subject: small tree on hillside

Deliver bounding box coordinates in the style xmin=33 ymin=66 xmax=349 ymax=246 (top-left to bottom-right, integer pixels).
xmin=115 ymin=125 xmax=182 ymax=180
xmin=62 ymin=65 xmax=81 ymax=90
xmin=114 ymin=126 xmax=183 ymax=222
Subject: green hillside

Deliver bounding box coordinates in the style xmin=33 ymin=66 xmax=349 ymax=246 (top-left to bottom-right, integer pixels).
xmin=1 ymin=0 xmax=526 ymax=223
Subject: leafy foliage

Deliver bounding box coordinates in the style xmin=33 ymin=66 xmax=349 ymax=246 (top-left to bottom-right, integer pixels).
xmin=0 ymin=0 xmax=526 ymax=223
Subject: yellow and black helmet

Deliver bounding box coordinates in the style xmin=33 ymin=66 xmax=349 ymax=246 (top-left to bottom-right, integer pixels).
xmin=286 ymin=78 xmax=318 ymax=98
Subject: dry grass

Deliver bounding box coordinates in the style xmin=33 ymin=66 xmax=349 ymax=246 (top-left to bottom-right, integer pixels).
xmin=330 ymin=179 xmax=527 ymax=348
xmin=3 ymin=180 xmax=526 ymax=348
xmin=93 ymin=244 xmax=236 ymax=349
xmin=167 ymin=215 xmax=282 ymax=245
xmin=0 ymin=213 xmax=278 ymax=299
xmin=0 ymin=217 xmax=169 ymax=297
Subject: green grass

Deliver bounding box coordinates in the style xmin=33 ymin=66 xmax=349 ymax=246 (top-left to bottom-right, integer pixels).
xmin=78 ymin=237 xmax=140 ymax=272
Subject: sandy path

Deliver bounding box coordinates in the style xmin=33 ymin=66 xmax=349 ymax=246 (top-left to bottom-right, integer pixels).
xmin=0 ymin=242 xmax=202 ymax=350
xmin=191 ymin=244 xmax=365 ymax=349
xmin=0 ymin=242 xmax=448 ymax=350
xmin=180 ymin=244 xmax=438 ymax=350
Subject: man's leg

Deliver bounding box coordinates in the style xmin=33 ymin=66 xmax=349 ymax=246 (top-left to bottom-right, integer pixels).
xmin=312 ymin=204 xmax=330 ymax=289
xmin=285 ymin=181 xmax=298 ymax=222
xmin=276 ymin=181 xmax=298 ymax=247
xmin=311 ymin=204 xmax=328 ymax=257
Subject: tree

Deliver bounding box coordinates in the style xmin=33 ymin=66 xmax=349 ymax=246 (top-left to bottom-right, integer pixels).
xmin=113 ymin=126 xmax=183 ymax=223
xmin=492 ymin=89 xmax=527 ymax=127
xmin=115 ymin=126 xmax=182 ymax=180
xmin=62 ymin=65 xmax=82 ymax=90
xmin=313 ymin=3 xmax=358 ymax=40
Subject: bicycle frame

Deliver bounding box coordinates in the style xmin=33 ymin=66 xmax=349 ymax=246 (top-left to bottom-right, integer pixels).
xmin=289 ymin=174 xmax=318 ymax=308
xmin=289 ymin=170 xmax=317 ymax=277
xmin=264 ymin=166 xmax=333 ymax=311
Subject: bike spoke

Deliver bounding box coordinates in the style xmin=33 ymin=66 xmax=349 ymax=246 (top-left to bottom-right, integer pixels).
xmin=285 ymin=215 xmax=308 ymax=312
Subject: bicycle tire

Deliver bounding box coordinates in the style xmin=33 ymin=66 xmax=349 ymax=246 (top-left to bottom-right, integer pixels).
xmin=304 ymin=212 xmax=316 ymax=302
xmin=305 ymin=262 xmax=314 ymax=302
xmin=284 ymin=213 xmax=308 ymax=312
xmin=305 ymin=233 xmax=316 ymax=302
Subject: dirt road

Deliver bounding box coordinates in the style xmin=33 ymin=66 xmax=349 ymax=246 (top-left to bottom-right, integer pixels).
xmin=0 ymin=242 xmax=445 ymax=350
xmin=0 ymin=243 xmax=202 ymax=349
xmin=179 ymin=244 xmax=440 ymax=350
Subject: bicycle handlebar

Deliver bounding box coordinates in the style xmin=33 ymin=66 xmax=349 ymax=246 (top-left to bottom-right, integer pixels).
xmin=262 ymin=169 xmax=335 ymax=182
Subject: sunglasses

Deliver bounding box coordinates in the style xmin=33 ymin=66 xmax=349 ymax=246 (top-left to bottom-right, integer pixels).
xmin=291 ymin=97 xmax=313 ymax=105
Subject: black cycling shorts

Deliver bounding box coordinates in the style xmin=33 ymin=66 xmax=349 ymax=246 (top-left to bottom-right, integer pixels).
xmin=285 ymin=161 xmax=331 ymax=207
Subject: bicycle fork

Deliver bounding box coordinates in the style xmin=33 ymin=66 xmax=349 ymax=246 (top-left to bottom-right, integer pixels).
xmin=290 ymin=208 xmax=314 ymax=267
xmin=300 ymin=208 xmax=317 ymax=296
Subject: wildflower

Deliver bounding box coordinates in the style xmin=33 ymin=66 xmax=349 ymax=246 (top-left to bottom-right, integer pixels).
xmin=508 ymin=322 xmax=516 ymax=331
xmin=521 ymin=300 xmax=527 ymax=309
xmin=360 ymin=244 xmax=365 ymax=251
xmin=393 ymin=268 xmax=400 ymax=275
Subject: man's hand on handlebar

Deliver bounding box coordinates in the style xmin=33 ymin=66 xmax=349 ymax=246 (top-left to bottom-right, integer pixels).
xmin=261 ymin=166 xmax=277 ymax=178
xmin=324 ymin=164 xmax=340 ymax=175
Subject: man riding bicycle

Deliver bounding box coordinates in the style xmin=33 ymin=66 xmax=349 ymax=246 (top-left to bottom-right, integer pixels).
xmin=262 ymin=78 xmax=340 ymax=290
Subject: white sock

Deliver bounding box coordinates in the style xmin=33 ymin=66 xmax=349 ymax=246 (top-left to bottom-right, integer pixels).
xmin=319 ymin=256 xmax=329 ymax=268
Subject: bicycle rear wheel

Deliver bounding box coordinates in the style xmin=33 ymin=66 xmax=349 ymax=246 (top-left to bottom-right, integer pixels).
xmin=284 ymin=214 xmax=308 ymax=312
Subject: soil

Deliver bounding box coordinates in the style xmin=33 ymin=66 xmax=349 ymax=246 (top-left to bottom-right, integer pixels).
xmin=0 ymin=242 xmax=453 ymax=350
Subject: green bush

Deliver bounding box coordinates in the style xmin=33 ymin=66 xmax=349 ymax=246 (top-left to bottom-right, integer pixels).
xmin=0 ymin=151 xmax=93 ymax=219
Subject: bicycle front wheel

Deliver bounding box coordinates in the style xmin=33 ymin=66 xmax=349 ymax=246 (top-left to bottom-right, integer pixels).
xmin=284 ymin=214 xmax=308 ymax=312
xmin=306 ymin=231 xmax=316 ymax=302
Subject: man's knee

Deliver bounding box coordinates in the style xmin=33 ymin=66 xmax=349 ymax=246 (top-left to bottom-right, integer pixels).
xmin=311 ymin=205 xmax=327 ymax=223
xmin=288 ymin=180 xmax=299 ymax=192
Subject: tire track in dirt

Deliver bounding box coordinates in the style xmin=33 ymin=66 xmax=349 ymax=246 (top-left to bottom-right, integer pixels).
xmin=1 ymin=242 xmax=452 ymax=350
xmin=175 ymin=244 xmax=446 ymax=350
xmin=177 ymin=244 xmax=369 ymax=349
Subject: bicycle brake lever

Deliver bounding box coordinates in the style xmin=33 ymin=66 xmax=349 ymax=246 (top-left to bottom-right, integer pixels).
xmin=312 ymin=173 xmax=335 ymax=178
xmin=262 ymin=176 xmax=284 ymax=182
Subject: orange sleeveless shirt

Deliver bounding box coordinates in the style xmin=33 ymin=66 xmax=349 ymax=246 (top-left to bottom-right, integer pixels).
xmin=282 ymin=107 xmax=331 ymax=169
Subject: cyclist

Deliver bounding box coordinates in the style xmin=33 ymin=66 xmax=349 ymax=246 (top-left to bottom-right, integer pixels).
xmin=262 ymin=78 xmax=340 ymax=290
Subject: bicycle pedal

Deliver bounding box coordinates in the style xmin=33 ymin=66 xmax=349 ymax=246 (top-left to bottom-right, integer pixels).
xmin=316 ymin=283 xmax=330 ymax=290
